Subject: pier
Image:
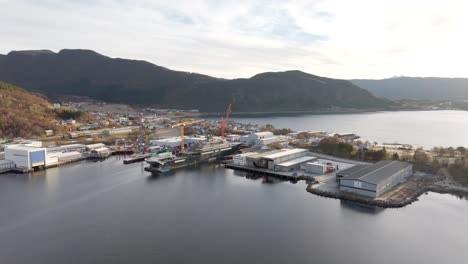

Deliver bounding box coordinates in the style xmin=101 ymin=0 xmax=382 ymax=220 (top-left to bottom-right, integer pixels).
xmin=225 ymin=164 xmax=315 ymax=181
xmin=123 ymin=153 xmax=152 ymax=164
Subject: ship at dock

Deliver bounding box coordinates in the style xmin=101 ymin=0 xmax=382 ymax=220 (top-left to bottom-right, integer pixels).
xmin=144 ymin=138 xmax=239 ymax=175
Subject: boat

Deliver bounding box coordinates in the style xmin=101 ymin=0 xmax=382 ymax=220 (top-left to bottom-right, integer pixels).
xmin=144 ymin=138 xmax=238 ymax=175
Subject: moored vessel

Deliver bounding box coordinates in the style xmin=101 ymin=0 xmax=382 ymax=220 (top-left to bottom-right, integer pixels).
xmin=144 ymin=137 xmax=238 ymax=175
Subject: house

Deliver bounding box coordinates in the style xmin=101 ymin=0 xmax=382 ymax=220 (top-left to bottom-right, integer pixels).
xmin=44 ymin=130 xmax=54 ymax=136
xmin=66 ymin=119 xmax=76 ymax=125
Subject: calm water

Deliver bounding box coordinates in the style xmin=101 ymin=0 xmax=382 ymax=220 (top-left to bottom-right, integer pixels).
xmin=0 ymin=159 xmax=467 ymax=263
xmin=227 ymin=110 xmax=468 ymax=149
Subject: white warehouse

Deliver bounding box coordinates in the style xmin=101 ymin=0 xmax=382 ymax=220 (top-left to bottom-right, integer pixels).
xmin=5 ymin=145 xmax=47 ymax=169
xmin=262 ymin=148 xmax=309 ymax=170
xmin=240 ymin=132 xmax=283 ymax=146
xmin=233 ymin=152 xmax=259 ymax=166
xmin=274 ymin=156 xmax=318 ymax=172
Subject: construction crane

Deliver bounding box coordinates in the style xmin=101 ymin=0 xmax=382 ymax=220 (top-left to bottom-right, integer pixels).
xmin=171 ymin=119 xmax=204 ymax=151
xmin=221 ymin=104 xmax=232 ymax=139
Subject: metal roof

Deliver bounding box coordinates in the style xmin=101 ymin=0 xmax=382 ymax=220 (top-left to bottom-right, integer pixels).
xmin=336 ymin=164 xmax=369 ymax=177
xmin=254 ymin=132 xmax=273 ymax=137
xmin=5 ymin=145 xmax=45 ymax=151
xmin=247 ymin=150 xmax=283 ymax=159
xmin=262 ymin=148 xmax=308 ymax=160
xmin=341 ymin=161 xmax=412 ymax=185
xmin=276 ymin=156 xmax=317 ymax=167
xmin=235 ymin=152 xmax=259 ymax=158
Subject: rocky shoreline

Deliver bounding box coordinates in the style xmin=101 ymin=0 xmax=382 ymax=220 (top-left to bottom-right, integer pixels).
xmin=306 ymin=182 xmax=468 ymax=209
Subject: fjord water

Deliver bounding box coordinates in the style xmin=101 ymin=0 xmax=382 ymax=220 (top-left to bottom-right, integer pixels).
xmin=229 ymin=110 xmax=468 ymax=148
xmin=0 ymin=159 xmax=467 ymax=263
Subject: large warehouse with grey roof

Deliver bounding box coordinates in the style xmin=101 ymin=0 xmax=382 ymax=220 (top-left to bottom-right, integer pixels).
xmin=338 ymin=161 xmax=413 ymax=198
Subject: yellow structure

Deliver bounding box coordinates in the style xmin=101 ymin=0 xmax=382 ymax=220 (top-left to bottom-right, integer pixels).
xmin=171 ymin=119 xmax=204 ymax=151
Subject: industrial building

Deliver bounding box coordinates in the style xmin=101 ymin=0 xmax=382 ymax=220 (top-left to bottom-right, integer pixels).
xmin=274 ymin=156 xmax=317 ymax=172
xmin=47 ymin=144 xmax=86 ymax=153
xmin=304 ymin=162 xmax=327 ymax=174
xmin=57 ymin=151 xmax=83 ymax=162
xmin=233 ymin=152 xmax=259 ymax=166
xmin=150 ymin=136 xmax=207 ymax=149
xmin=339 ymin=161 xmax=413 ymax=198
xmin=226 ymin=134 xmax=241 ymax=142
xmin=86 ymin=143 xmax=106 ymax=151
xmin=103 ymin=126 xmax=139 ymax=135
xmin=5 ymin=145 xmax=47 ymax=169
xmin=1 ymin=142 xmax=88 ymax=172
xmin=0 ymin=160 xmax=15 ymax=171
xmin=335 ymin=164 xmax=369 ymax=181
xmin=240 ymin=132 xmax=283 ymax=146
xmin=234 ymin=148 xmax=313 ymax=171
xmin=262 ymin=148 xmax=309 ymax=169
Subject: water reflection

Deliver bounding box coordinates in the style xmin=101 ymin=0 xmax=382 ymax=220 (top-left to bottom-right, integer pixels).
xmin=146 ymin=171 xmax=176 ymax=182
xmin=231 ymin=170 xmax=297 ymax=184
xmin=2 ymin=159 xmax=468 ymax=264
xmin=340 ymin=200 xmax=385 ymax=215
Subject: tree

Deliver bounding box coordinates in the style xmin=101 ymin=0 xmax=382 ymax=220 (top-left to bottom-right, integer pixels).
xmin=127 ymin=131 xmax=139 ymax=141
xmin=297 ymin=132 xmax=312 ymax=139
xmin=318 ymin=137 xmax=354 ymax=158
xmin=391 ymin=153 xmax=400 ymax=160
xmin=272 ymin=128 xmax=292 ymax=135
xmin=261 ymin=124 xmax=275 ymax=132
xmin=268 ymin=142 xmax=283 ymax=149
xmin=447 ymin=147 xmax=456 ymax=156
xmin=413 ymin=149 xmax=430 ymax=164
xmin=456 ymin=146 xmax=466 ymax=156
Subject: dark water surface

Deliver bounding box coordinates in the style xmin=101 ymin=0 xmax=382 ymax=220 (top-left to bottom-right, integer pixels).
xmin=225 ymin=110 xmax=468 ymax=148
xmin=1 ymin=159 xmax=467 ymax=263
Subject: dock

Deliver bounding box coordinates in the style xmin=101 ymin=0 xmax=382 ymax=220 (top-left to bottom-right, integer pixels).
xmin=225 ymin=164 xmax=315 ymax=181
xmin=45 ymin=157 xmax=87 ymax=169
xmin=0 ymin=167 xmax=34 ymax=174
xmin=123 ymin=153 xmax=152 ymax=164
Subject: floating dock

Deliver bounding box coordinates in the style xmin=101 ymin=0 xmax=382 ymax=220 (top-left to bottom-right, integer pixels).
xmin=225 ymin=164 xmax=315 ymax=181
xmin=123 ymin=153 xmax=152 ymax=164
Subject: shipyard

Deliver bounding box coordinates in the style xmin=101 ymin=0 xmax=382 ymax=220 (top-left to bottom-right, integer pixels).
xmin=2 ymin=2 xmax=468 ymax=262
xmin=1 ymin=100 xmax=467 ymax=209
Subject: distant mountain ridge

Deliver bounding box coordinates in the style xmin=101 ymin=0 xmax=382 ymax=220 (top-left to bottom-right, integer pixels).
xmin=352 ymin=77 xmax=468 ymax=101
xmin=0 ymin=49 xmax=393 ymax=112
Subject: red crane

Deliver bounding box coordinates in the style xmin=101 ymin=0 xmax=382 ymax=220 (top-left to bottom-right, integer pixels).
xmin=221 ymin=104 xmax=232 ymax=139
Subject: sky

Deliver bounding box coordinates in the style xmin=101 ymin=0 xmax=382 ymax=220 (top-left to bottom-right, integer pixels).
xmin=1 ymin=0 xmax=467 ymax=79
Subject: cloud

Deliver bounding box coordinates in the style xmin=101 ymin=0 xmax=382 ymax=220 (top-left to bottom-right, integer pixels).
xmin=0 ymin=0 xmax=467 ymax=79
xmin=159 ymin=8 xmax=194 ymax=25
xmin=229 ymin=4 xmax=328 ymax=43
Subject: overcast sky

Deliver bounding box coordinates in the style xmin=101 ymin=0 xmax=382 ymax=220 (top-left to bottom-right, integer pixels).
xmin=1 ymin=0 xmax=467 ymax=79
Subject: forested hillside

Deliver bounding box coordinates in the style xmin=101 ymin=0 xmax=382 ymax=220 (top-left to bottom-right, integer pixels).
xmin=0 ymin=81 xmax=57 ymax=138
xmin=352 ymin=77 xmax=468 ymax=100
xmin=0 ymin=49 xmax=394 ymax=112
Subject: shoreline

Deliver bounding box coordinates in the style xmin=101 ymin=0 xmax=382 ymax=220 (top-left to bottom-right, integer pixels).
xmin=200 ymin=108 xmax=466 ymax=117
xmin=306 ymin=180 xmax=468 ymax=209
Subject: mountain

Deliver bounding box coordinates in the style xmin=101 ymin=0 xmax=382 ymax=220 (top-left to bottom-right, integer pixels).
xmin=175 ymin=71 xmax=393 ymax=112
xmin=0 ymin=49 xmax=393 ymax=112
xmin=352 ymin=77 xmax=468 ymax=101
xmin=0 ymin=81 xmax=57 ymax=138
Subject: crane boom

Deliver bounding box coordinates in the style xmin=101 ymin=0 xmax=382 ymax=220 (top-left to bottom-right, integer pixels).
xmin=171 ymin=119 xmax=204 ymax=151
xmin=221 ymin=104 xmax=232 ymax=139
